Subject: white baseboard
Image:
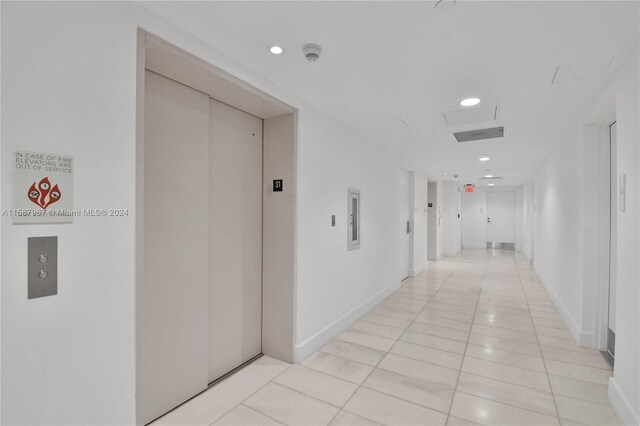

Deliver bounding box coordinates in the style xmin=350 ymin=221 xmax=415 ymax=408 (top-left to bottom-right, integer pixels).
xmin=533 ymin=265 xmax=596 ymax=347
xmin=462 ymin=243 xmax=486 ymax=249
xmin=608 ymin=377 xmax=640 ymax=425
xmin=294 ymin=280 xmax=401 ymax=363
xmin=410 ymin=262 xmax=428 ymax=277
xmin=578 ymin=329 xmax=595 ymax=348
xmin=532 ymin=265 xmax=583 ymax=343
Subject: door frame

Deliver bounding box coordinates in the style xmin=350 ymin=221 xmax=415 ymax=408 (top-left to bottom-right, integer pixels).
xmin=528 ymin=180 xmax=536 ymax=263
xmin=403 ymin=170 xmax=412 ymax=279
xmin=606 ymin=120 xmax=617 ymax=361
xmin=427 ymin=181 xmax=440 ymax=260
xmin=593 ymin=109 xmax=617 ymax=353
xmin=136 ymin=29 xmax=298 ymax=424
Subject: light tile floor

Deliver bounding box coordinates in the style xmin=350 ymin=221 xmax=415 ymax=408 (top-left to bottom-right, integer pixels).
xmin=153 ymin=249 xmax=618 ymax=426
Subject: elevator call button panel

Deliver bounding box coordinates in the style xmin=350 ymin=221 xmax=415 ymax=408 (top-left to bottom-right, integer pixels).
xmin=28 ymin=236 xmax=57 ymax=299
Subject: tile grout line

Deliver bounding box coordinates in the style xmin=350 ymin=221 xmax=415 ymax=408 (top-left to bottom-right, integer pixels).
xmin=403 ymin=326 xmax=470 ymax=342
xmin=212 ymin=286 xmax=440 ymax=425
xmin=456 ymin=368 xmax=555 ymax=397
xmin=376 ymin=351 xmax=462 ymax=374
xmin=209 ymin=363 xmax=295 ymax=425
xmin=186 ymin=252 xmax=611 ymax=426
xmin=326 ymin=255 xmax=464 ymax=425
xmin=514 ymin=254 xmax=563 ymax=423
xmin=442 ymin=250 xmax=486 ymax=425
xmin=324 ymin=315 xmax=400 ymax=424
xmin=212 ymin=252 xmax=596 ymax=426
xmin=207 ymin=403 xmax=285 ymax=426
xmin=453 ymin=389 xmax=558 ymax=420
xmin=444 ymin=252 xmax=581 ymax=422
xmin=460 ymin=351 xmax=548 ymax=375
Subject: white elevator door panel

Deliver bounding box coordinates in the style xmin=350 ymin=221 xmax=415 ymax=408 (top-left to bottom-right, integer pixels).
xmin=209 ymin=99 xmax=263 ymax=383
xmin=142 ymin=71 xmax=210 ymax=424
xmin=486 ymin=191 xmax=516 ymax=244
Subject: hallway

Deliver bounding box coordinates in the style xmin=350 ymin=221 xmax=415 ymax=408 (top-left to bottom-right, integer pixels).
xmin=154 ymin=249 xmax=616 ymax=426
xmin=2 ymin=2 xmax=638 ymax=424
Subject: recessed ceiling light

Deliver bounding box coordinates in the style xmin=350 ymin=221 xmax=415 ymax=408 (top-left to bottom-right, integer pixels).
xmin=443 ymin=173 xmax=448 ymax=176
xmin=460 ymin=97 xmax=481 ymax=107
xmin=485 ymin=174 xmax=494 ymax=178
xmin=479 ymin=156 xmax=490 ymax=162
xmin=269 ymin=45 xmax=284 ymax=55
xmin=488 ymin=183 xmax=495 ymax=187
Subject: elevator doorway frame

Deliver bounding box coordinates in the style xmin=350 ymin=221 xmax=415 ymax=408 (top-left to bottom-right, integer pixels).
xmin=605 ymin=119 xmax=617 ymax=365
xmin=593 ymin=109 xmax=617 ymax=359
xmin=135 ymin=30 xmax=297 ymax=425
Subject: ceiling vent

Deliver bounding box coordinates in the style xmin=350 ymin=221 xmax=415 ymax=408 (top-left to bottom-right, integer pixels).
xmin=480 ymin=176 xmax=503 ymax=180
xmin=442 ymin=105 xmax=498 ymax=127
xmin=454 ymin=126 xmax=504 ymax=143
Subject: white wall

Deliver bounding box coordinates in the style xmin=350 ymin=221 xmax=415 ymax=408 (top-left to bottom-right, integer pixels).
xmin=523 ymin=48 xmax=639 ymax=424
xmin=409 ymin=171 xmax=428 ymax=276
xmin=1 ymin=2 xmax=416 ymax=423
xmin=522 ymin=180 xmax=535 ymax=260
xmin=528 ymin=125 xmax=586 ymax=335
xmin=294 ymin=105 xmax=409 ymax=359
xmin=515 ymin=187 xmax=524 ymax=251
xmin=441 ymin=181 xmax=461 ymax=256
xmin=2 ymin=3 xmax=139 ymax=424
xmin=608 ymin=49 xmax=639 ymax=425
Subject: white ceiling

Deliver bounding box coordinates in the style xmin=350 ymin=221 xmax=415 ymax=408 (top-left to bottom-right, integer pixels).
xmin=140 ymin=1 xmax=639 ymax=186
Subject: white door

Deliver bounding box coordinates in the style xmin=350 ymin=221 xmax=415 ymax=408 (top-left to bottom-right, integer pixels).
xmin=608 ymin=121 xmax=617 ymax=358
xmin=209 ymin=99 xmax=263 ymax=382
xmin=530 ymin=181 xmax=535 ymax=262
xmin=141 ymin=71 xmax=210 ymax=424
xmin=427 ymin=182 xmax=438 ymax=260
xmin=486 ymin=191 xmax=516 ymax=244
xmin=399 ymin=172 xmax=411 ymax=280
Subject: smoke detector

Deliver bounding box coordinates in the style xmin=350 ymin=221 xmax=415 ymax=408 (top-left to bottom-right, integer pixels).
xmin=435 ymin=0 xmax=456 ymax=10
xmin=303 ymin=44 xmax=322 ymax=62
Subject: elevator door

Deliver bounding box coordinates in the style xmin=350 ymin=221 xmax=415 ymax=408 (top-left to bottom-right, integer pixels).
xmin=209 ymin=99 xmax=263 ymax=382
xmin=141 ymin=71 xmax=210 ymax=424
